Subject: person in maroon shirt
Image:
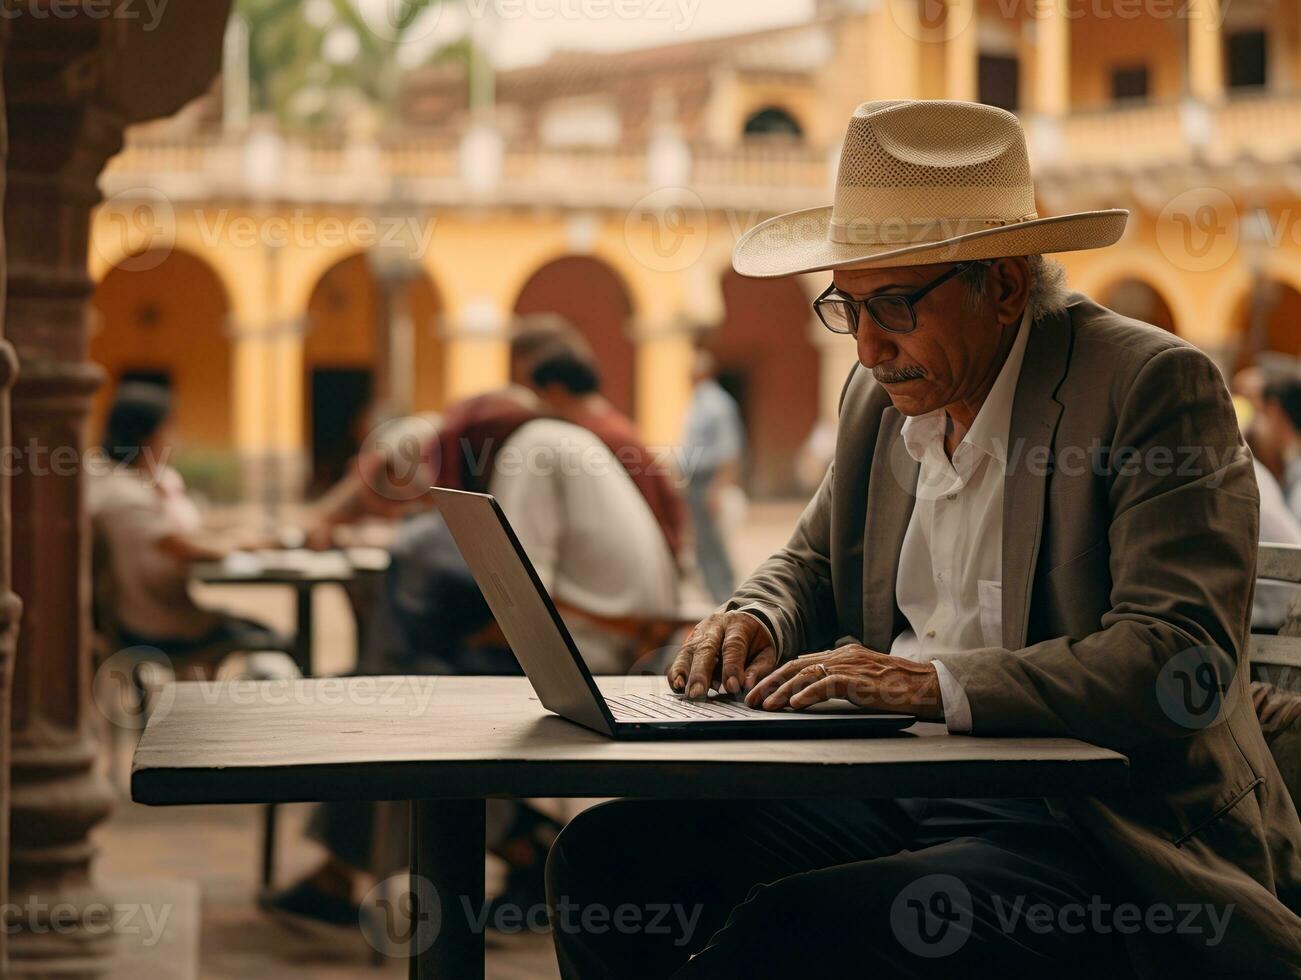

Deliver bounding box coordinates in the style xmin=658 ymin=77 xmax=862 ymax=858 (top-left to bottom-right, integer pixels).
xmin=524 ymin=346 xmax=685 ymax=565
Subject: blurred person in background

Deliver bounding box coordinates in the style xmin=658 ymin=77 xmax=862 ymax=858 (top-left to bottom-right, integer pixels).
xmin=525 ymin=345 xmax=684 ymax=563
xmin=1231 ymin=379 xmax=1301 ymax=632
xmin=88 ymin=382 xmax=283 ymax=669
xmin=681 ymin=348 xmax=744 ymax=602
xmin=266 ymin=324 xmax=679 ymax=926
xmin=1257 ymin=373 xmax=1301 ymax=520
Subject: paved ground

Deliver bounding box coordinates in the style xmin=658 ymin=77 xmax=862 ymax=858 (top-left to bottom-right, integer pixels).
xmin=92 ymin=501 xmax=805 ymax=978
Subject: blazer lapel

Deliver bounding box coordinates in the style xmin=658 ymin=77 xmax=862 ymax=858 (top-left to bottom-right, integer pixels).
xmin=863 ymin=406 xmax=918 ymax=652
xmin=1001 ymin=309 xmax=1071 ymax=650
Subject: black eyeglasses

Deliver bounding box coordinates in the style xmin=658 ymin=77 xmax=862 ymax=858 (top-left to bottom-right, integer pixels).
xmin=813 ymin=260 xmax=990 ymax=336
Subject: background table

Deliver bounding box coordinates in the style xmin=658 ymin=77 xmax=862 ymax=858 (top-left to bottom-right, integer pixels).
xmin=191 ymin=548 xmax=390 ymax=677
xmin=132 ymin=675 xmax=1128 ymax=979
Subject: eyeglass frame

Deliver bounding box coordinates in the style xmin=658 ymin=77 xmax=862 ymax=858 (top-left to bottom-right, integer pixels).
xmin=812 ymin=259 xmax=992 ymax=336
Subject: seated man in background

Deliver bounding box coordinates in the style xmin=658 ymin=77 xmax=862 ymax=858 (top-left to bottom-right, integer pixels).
xmin=266 ymin=328 xmax=680 ymax=926
xmin=89 ymin=382 xmax=281 ymax=668
xmin=525 ymin=346 xmax=684 ymax=567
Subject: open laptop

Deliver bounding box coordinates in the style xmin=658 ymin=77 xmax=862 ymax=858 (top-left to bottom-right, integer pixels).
xmin=433 ymin=487 xmax=914 ymax=739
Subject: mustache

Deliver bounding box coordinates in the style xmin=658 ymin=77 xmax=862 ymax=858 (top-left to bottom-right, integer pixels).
xmin=873 ymin=364 xmax=927 ymax=385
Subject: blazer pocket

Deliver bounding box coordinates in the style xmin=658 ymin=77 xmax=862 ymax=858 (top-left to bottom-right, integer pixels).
xmin=977 ymin=579 xmax=1002 ymax=648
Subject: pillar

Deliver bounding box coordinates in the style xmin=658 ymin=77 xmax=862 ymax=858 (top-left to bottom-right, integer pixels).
xmin=1188 ymin=0 xmax=1225 ymax=102
xmin=945 ymin=0 xmax=980 ymax=101
xmin=1033 ymin=0 xmax=1070 ymax=117
xmin=0 ymin=28 xmax=23 ymax=976
xmin=3 ymin=7 xmax=231 ymax=975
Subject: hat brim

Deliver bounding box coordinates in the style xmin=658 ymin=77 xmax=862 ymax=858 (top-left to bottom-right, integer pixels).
xmin=731 ymin=206 xmax=1129 ymax=278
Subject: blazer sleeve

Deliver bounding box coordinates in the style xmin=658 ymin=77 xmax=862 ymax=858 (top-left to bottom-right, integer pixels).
xmin=932 ymin=344 xmax=1260 ymax=752
xmin=722 ymin=461 xmax=839 ymax=660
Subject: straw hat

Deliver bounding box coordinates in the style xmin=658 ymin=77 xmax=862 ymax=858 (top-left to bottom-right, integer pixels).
xmin=732 ymin=99 xmax=1128 ymax=278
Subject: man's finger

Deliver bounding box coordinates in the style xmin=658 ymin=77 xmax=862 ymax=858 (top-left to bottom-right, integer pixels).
xmin=718 ymin=619 xmax=755 ymax=695
xmin=745 ymin=656 xmax=813 ymax=707
xmin=685 ymin=621 xmax=726 ymax=699
xmin=742 ymin=648 xmax=777 ymax=691
xmin=787 ymin=675 xmax=848 ymax=710
xmin=668 ymin=617 xmax=714 ymax=691
xmin=760 ymin=663 xmax=831 ymax=711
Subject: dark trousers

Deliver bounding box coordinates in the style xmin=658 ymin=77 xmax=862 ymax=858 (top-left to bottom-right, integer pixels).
xmin=547 ymin=797 xmax=1133 ymax=980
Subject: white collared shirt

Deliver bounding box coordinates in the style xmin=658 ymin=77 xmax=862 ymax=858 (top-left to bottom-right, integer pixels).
xmin=889 ymin=305 xmax=1033 ymax=733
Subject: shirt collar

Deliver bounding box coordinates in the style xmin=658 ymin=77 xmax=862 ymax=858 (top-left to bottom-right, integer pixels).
xmin=900 ymin=304 xmax=1034 ymax=468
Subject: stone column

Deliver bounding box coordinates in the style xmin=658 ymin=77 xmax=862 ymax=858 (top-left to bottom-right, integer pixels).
xmin=944 ymin=0 xmax=980 ymax=102
xmin=0 ymin=25 xmax=26 ymax=977
xmin=1188 ymin=0 xmax=1225 ymax=102
xmin=3 ymin=7 xmax=230 ymax=975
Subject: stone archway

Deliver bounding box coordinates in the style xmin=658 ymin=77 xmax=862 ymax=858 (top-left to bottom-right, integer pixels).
xmin=712 ymin=269 xmax=820 ymax=498
xmin=90 ymin=248 xmax=236 ymax=493
xmin=512 ymin=255 xmax=637 ymax=416
xmin=302 ymin=252 xmax=446 ymax=494
xmin=1099 ymin=278 xmax=1178 ymax=334
xmin=1232 ymin=278 xmax=1301 ymax=371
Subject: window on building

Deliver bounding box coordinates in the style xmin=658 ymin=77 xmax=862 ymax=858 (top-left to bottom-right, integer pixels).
xmin=978 ymin=54 xmax=1019 ymax=112
xmin=1110 ymin=64 xmax=1150 ymax=103
xmin=120 ymin=368 xmax=172 ymax=389
xmin=1226 ymin=29 xmax=1268 ymax=90
xmin=742 ymin=107 xmax=803 ymax=140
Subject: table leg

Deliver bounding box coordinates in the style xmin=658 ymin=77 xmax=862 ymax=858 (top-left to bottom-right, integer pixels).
xmin=410 ymin=798 xmax=485 ymax=980
xmin=292 ymin=582 xmax=313 ymax=677
xmin=260 ymin=803 xmax=277 ymax=888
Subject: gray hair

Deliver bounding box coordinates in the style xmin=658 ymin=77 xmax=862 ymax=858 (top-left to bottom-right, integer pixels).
xmin=958 ymin=255 xmax=1071 ymax=322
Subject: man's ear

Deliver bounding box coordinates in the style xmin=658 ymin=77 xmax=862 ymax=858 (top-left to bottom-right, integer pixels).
xmin=989 ymin=257 xmax=1031 ymax=327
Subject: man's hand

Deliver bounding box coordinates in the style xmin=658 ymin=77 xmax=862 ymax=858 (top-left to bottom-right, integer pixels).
xmin=668 ymin=611 xmax=777 ymax=699
xmin=745 ymin=644 xmax=943 ymax=721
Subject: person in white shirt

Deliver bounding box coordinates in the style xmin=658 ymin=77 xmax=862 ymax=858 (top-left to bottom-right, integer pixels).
xmin=490 ymin=417 xmax=679 ymax=673
xmin=88 ymin=383 xmax=281 ymax=662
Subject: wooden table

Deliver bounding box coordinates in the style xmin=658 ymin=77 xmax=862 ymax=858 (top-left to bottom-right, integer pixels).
xmin=132 ymin=675 xmax=1128 ymax=979
xmin=190 ymin=547 xmax=391 ymax=886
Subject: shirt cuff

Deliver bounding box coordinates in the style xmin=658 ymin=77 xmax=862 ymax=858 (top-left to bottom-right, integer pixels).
xmin=931 ymin=660 xmax=972 ymax=733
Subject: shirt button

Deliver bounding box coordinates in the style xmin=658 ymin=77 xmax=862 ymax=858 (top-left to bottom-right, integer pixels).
xmin=925 ymin=629 xmax=937 ymax=639
xmin=946 ymin=492 xmax=957 ymax=501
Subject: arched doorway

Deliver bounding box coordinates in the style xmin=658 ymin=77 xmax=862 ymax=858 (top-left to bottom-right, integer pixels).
xmin=712 ymin=269 xmax=820 ymax=498
xmin=1233 ymin=279 xmax=1301 ymax=370
xmin=513 ymin=256 xmax=636 ymax=415
xmin=303 ymin=253 xmax=444 ymax=494
xmin=1100 ymin=278 xmax=1178 ymax=334
xmin=742 ymin=106 xmax=804 ymax=140
xmin=90 ymin=248 xmax=235 ymax=493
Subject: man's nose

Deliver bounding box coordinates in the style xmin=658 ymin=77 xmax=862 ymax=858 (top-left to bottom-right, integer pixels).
xmin=855 ymin=318 xmax=897 ymax=369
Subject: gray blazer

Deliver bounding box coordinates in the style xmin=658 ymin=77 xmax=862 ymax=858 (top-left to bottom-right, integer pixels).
xmin=727 ymin=295 xmax=1301 ymax=977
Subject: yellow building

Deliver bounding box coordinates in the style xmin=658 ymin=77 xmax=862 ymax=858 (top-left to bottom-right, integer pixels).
xmin=89 ymin=0 xmax=1301 ymax=501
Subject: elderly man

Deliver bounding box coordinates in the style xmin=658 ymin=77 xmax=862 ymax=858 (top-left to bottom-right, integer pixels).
xmin=546 ymin=101 xmax=1301 ymax=979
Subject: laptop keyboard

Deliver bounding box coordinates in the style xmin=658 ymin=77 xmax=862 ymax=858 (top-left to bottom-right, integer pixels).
xmin=605 ymin=691 xmax=763 ymax=721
